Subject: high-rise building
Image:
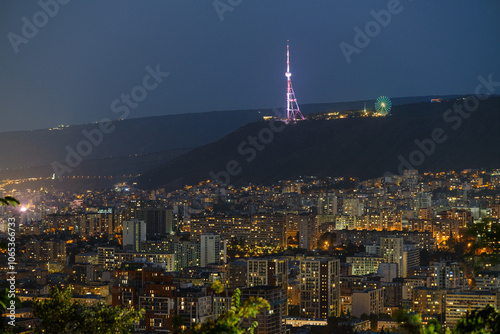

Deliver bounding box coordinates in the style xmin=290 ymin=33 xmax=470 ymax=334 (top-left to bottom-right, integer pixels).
xmin=402 ymin=243 xmax=420 ymax=277
xmin=138 ymin=208 xmax=174 ymax=238
xmin=430 ymin=261 xmax=464 ymax=290
xmin=252 ymin=214 xmax=287 ymax=247
xmin=213 ymin=294 xmax=232 ymax=317
xmin=190 ymin=214 xmax=286 ymax=247
xmin=379 ymin=209 xmax=403 ymax=231
xmin=415 ymin=192 xmax=432 ymax=210
xmin=241 ymin=286 xmax=287 ymax=334
xmin=114 ymin=208 xmax=126 ymax=234
xmin=287 ymin=277 xmax=300 ymax=311
xmin=112 ymin=262 xmax=177 ymax=332
xmin=476 ymin=271 xmax=500 ymax=291
xmin=445 ymin=291 xmax=497 ymax=327
xmin=200 ymin=233 xmax=225 ymax=267
xmin=128 ymin=200 xmax=174 ymax=237
xmin=97 ymin=246 xmax=116 ymax=269
xmin=435 ymin=209 xmax=472 ymax=234
xmin=83 ymin=209 xmax=115 ymax=236
xmin=380 ymin=236 xmax=404 ymax=277
xmin=177 ymin=287 xmax=214 ymax=328
xmin=335 ymin=215 xmax=357 ymax=230
xmin=352 ymin=288 xmax=385 ymax=317
xmin=227 ymin=260 xmax=248 ymax=289
xmin=123 ymin=219 xmax=146 ymax=251
xmin=24 ymin=240 xmax=67 ymax=263
xmin=402 ymin=170 xmax=419 ymax=188
xmin=377 ymin=263 xmax=398 ymax=283
xmin=383 ymin=282 xmax=402 ymax=309
xmin=285 ymin=214 xmax=300 ymax=247
xmin=346 ymin=255 xmax=384 ymax=276
xmin=174 ymin=241 xmax=200 ymax=270
xmin=42 ymin=240 xmax=67 ymax=263
xmin=72 ymin=263 xmax=95 ymax=283
xmin=412 ymin=287 xmax=445 ymax=316
xmin=318 ymin=193 xmax=337 ymax=215
xmin=247 ymin=258 xmax=288 ymax=290
xmin=417 ymin=208 xmax=433 ymax=220
xmin=343 ymin=198 xmax=364 ymax=217
xmin=298 ymin=215 xmax=317 ymax=250
xmin=300 ymin=258 xmax=340 ymax=319
xmin=366 ymin=244 xmax=381 ymax=256
xmin=402 ymin=277 xmax=431 ymax=301
xmin=75 ymin=252 xmax=98 ymax=264
xmin=492 ymin=203 xmax=500 ymax=219
xmin=114 ymin=251 xmax=175 ymax=272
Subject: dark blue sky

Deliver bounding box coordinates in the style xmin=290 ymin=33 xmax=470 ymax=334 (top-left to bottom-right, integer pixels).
xmin=1 ymin=0 xmax=499 ymax=132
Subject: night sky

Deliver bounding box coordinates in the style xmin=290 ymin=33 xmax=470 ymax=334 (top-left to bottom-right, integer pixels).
xmin=1 ymin=0 xmax=499 ymax=132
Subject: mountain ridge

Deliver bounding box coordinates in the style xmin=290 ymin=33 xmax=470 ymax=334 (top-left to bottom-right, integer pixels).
xmin=138 ymin=96 xmax=500 ymax=190
xmin=0 ymin=95 xmax=463 ymax=189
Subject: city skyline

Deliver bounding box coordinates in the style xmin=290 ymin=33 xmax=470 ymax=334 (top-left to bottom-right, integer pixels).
xmin=1 ymin=1 xmax=500 ymax=333
xmin=2 ymin=167 xmax=500 ymax=332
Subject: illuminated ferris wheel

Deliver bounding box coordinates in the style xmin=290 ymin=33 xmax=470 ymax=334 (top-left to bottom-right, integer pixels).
xmin=375 ymin=96 xmax=392 ymax=115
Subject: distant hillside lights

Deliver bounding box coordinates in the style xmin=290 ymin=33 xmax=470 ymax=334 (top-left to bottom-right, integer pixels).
xmin=50 ymin=65 xmax=169 ymax=181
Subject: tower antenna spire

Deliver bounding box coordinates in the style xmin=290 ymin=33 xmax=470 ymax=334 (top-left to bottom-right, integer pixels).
xmin=285 ymin=41 xmax=305 ymax=122
xmin=286 ymin=40 xmax=290 ymax=74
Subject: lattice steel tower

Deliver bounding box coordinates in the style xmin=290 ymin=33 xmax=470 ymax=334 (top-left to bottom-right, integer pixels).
xmin=285 ymin=41 xmax=305 ymax=122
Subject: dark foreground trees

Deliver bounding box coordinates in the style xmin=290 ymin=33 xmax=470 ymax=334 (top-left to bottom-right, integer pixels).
xmin=395 ymin=305 xmax=500 ymax=334
xmin=31 ymin=283 xmax=269 ymax=334
xmin=32 ymin=288 xmax=142 ymax=334
xmin=454 ymin=305 xmax=500 ymax=334
xmin=181 ymin=281 xmax=270 ymax=334
xmin=0 ymin=197 xmax=19 ymax=207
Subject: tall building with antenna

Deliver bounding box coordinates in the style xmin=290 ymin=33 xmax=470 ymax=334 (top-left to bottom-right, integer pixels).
xmin=285 ymin=41 xmax=305 ymax=122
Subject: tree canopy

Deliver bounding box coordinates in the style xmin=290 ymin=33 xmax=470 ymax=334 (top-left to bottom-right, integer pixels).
xmin=32 ymin=287 xmax=142 ymax=334
xmin=183 ymin=282 xmax=270 ymax=334
xmin=454 ymin=304 xmax=500 ymax=334
xmin=0 ymin=197 xmax=19 ymax=207
xmin=394 ymin=305 xmax=500 ymax=334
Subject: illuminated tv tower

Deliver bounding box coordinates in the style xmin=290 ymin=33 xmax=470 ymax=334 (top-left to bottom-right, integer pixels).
xmin=285 ymin=41 xmax=305 ymax=122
